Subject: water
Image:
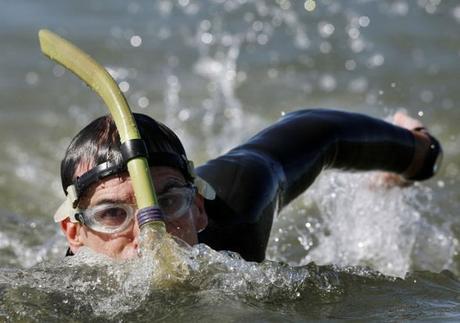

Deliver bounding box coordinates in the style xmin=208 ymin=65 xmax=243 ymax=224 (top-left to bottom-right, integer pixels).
xmin=1 ymin=0 xmax=460 ymax=320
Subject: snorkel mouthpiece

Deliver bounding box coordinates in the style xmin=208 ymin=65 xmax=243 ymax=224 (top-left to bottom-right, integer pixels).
xmin=39 ymin=29 xmax=164 ymax=230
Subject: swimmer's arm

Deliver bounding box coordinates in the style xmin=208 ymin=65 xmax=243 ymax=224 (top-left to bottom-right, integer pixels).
xmin=239 ymin=109 xmax=440 ymax=206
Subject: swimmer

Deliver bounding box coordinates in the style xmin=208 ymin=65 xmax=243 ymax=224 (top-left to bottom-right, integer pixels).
xmin=54 ymin=109 xmax=442 ymax=261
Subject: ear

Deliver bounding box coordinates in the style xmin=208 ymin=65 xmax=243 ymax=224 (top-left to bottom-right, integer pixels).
xmin=193 ymin=194 xmax=208 ymax=232
xmin=60 ymin=218 xmax=83 ymax=254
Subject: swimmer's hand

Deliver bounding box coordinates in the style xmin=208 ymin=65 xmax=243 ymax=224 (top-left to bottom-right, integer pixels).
xmin=373 ymin=111 xmax=432 ymax=188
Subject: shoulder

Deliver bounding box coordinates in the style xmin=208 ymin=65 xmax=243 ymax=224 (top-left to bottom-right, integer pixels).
xmin=196 ymin=149 xmax=284 ymax=224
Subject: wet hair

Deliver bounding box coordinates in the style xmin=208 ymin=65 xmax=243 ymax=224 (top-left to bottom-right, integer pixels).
xmin=61 ymin=113 xmax=191 ymax=194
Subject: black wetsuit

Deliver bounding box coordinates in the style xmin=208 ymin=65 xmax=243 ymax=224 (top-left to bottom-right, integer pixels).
xmin=196 ymin=109 xmax=422 ymax=262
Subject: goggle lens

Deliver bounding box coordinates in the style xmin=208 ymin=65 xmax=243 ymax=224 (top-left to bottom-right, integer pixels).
xmin=92 ymin=205 xmax=129 ymax=227
xmin=158 ymin=188 xmax=193 ymax=221
xmin=77 ymin=185 xmax=196 ymax=234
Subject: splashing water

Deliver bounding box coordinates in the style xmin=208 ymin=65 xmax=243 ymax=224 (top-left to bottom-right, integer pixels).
xmin=2 ymin=241 xmax=459 ymax=321
xmin=268 ymin=171 xmax=458 ymax=277
xmin=0 ymin=241 xmax=378 ymax=320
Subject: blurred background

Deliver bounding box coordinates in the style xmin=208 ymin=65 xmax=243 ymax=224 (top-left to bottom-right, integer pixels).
xmin=0 ymin=0 xmax=459 ymax=276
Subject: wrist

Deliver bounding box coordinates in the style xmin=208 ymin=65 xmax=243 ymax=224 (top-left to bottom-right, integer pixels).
xmin=404 ymin=128 xmax=443 ymax=181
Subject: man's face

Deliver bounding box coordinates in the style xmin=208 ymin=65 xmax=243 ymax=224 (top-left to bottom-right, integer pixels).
xmin=60 ymin=166 xmax=208 ymax=260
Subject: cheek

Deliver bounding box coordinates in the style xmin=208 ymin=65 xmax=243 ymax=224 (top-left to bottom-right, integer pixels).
xmin=166 ymin=216 xmax=193 ymax=235
xmin=79 ymin=227 xmax=138 ymax=260
xmin=165 ymin=212 xmax=197 ymax=244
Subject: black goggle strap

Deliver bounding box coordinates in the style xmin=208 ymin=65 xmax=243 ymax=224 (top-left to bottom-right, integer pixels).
xmin=74 ymin=160 xmax=126 ymax=197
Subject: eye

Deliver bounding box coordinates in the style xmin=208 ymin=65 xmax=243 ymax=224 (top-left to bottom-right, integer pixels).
xmin=93 ymin=206 xmax=128 ymax=227
xmin=158 ymin=193 xmax=182 ymax=214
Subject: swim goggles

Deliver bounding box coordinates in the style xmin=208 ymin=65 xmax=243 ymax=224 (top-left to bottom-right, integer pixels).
xmin=54 ymin=152 xmax=215 ymax=224
xmin=73 ymin=184 xmax=197 ymax=234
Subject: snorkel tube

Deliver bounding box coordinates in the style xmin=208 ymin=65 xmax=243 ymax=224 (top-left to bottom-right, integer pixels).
xmin=40 ymin=30 xmax=191 ymax=286
xmin=38 ymin=29 xmax=164 ymax=231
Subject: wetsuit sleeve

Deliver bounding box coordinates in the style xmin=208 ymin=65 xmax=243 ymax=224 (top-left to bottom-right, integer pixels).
xmin=237 ymin=109 xmax=416 ymax=206
xmin=196 ymin=109 xmax=421 ymax=261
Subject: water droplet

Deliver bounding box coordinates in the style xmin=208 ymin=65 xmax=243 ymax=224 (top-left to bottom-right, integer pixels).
xmin=119 ymin=81 xmax=130 ymax=93
xmin=318 ymin=22 xmax=335 ymax=38
xmin=200 ymin=20 xmax=211 ymax=31
xmin=437 ymin=180 xmax=445 ymax=188
xmin=390 ymin=1 xmax=409 ymax=16
xmin=201 ymin=32 xmax=213 ymax=44
xmin=138 ymin=96 xmax=149 ymax=108
xmin=350 ymin=39 xmax=365 ymax=53
xmin=349 ymin=77 xmax=368 ymax=93
xmin=178 ymin=109 xmax=190 ymax=121
xmin=178 ymin=0 xmax=189 ymax=7
xmin=252 ymin=21 xmax=264 ymax=32
xmin=130 ymin=35 xmax=142 ymax=47
xmin=279 ymin=0 xmax=291 ymax=10
xmin=348 ymin=27 xmax=360 ymax=40
xmin=453 ymin=6 xmax=460 ymax=22
xmin=391 ymin=82 xmax=396 ymax=88
xmin=368 ymin=54 xmax=385 ymax=68
xmin=319 ymin=74 xmax=336 ymax=92
xmin=358 ymin=16 xmax=370 ymax=27
xmin=25 ymin=72 xmax=39 ymax=85
xmin=418 ymin=110 xmax=424 ymax=117
xmin=345 ymin=59 xmax=356 ymax=71
xmin=257 ymin=34 xmax=269 ymax=45
xmin=304 ymin=0 xmax=316 ymax=12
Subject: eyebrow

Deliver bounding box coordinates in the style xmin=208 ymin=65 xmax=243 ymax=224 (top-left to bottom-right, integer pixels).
xmin=157 ymin=180 xmax=188 ymax=195
xmin=86 ymin=179 xmax=188 ymax=207
xmin=89 ymin=198 xmax=131 ymax=208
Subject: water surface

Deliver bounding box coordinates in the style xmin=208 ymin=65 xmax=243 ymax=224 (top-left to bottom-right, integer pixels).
xmin=0 ymin=0 xmax=459 ymax=320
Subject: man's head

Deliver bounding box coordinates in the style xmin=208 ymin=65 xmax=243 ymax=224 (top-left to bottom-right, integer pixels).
xmin=56 ymin=113 xmax=212 ymax=259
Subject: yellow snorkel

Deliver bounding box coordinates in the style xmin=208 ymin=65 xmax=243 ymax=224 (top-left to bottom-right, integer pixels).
xmin=40 ymin=29 xmax=193 ymax=285
xmin=40 ymin=30 xmax=191 ymax=285
xmin=39 ymin=29 xmax=159 ymax=215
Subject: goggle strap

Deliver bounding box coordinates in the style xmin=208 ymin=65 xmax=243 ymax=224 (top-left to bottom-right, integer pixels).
xmin=194 ymin=176 xmax=216 ymax=200
xmin=74 ymin=161 xmax=125 ymax=197
xmin=53 ymin=184 xmax=80 ymax=223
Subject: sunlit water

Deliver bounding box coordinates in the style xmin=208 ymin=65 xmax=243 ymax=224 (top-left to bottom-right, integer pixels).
xmin=1 ymin=0 xmax=460 ymax=320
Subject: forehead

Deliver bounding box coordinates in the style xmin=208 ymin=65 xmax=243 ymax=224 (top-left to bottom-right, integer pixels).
xmin=77 ymin=166 xmax=187 ymax=207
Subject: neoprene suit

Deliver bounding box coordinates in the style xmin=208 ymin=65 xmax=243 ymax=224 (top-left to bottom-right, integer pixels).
xmin=197 ymin=109 xmax=434 ymax=262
